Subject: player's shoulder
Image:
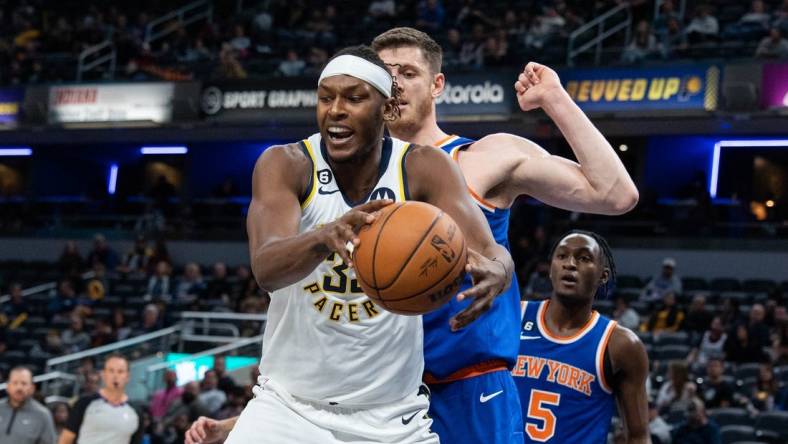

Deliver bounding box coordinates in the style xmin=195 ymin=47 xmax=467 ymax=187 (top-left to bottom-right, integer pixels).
xmin=257 ymin=142 xmax=311 ymax=169
xmin=608 ymin=324 xmax=648 ymax=368
xmin=471 ymin=132 xmax=543 ymax=157
xmin=403 ymin=143 xmax=453 ymax=166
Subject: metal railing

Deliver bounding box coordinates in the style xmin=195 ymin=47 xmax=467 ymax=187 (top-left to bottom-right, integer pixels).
xmin=181 ymin=311 xmax=267 ymax=343
xmin=567 ymin=3 xmax=632 ymax=66
xmin=0 ymin=270 xmax=95 ymax=305
xmin=76 ymin=40 xmax=116 ymax=81
xmin=145 ymin=0 xmax=214 ymax=45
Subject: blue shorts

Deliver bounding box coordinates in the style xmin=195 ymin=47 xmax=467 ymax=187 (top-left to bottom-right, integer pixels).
xmin=427 ymin=369 xmax=524 ymax=444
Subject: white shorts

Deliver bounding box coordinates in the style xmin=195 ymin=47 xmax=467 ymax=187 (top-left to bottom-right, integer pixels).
xmin=225 ymin=379 xmax=439 ymax=444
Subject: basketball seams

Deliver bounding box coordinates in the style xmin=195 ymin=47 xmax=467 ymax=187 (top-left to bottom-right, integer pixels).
xmin=381 ymin=235 xmax=466 ymax=302
xmin=370 ymin=202 xmax=405 ymax=297
xmin=375 ymin=210 xmax=442 ymax=291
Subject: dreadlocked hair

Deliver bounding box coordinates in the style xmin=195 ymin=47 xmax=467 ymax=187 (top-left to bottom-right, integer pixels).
xmin=326 ymin=45 xmax=401 ymax=120
xmin=548 ymin=229 xmax=617 ymax=300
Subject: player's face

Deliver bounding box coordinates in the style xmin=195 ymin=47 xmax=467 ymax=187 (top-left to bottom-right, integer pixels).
xmin=102 ymin=357 xmax=130 ymax=391
xmin=377 ymin=46 xmax=440 ymax=135
xmin=317 ymin=75 xmax=389 ymax=164
xmin=550 ymin=234 xmax=608 ymax=302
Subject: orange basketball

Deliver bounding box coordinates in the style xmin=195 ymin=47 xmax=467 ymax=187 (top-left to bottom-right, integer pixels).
xmin=353 ymin=201 xmax=467 ymax=315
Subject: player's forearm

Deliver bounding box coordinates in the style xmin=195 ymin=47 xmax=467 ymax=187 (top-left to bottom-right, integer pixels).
xmin=541 ymin=89 xmax=638 ymax=214
xmin=625 ymin=431 xmax=651 ymax=444
xmin=219 ymin=417 xmax=238 ymax=436
xmin=251 ymin=230 xmax=330 ymax=292
xmin=481 ymin=243 xmax=514 ymax=291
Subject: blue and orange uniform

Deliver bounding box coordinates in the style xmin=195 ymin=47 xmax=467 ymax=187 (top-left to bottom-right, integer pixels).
xmin=513 ymin=300 xmax=617 ymax=444
xmin=424 ymin=135 xmax=523 ymax=444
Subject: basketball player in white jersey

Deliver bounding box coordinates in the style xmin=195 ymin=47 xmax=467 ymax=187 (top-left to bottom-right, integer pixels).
xmin=202 ymin=46 xmax=513 ymax=444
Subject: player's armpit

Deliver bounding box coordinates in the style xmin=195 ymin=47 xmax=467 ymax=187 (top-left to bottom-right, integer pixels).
xmin=609 ymin=325 xmax=651 ymax=444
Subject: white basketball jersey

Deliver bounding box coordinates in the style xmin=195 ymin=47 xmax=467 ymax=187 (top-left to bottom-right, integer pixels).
xmin=259 ymin=133 xmax=423 ymax=407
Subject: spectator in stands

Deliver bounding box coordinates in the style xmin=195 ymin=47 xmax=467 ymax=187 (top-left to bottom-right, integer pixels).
xmin=725 ymin=323 xmax=769 ymax=364
xmin=524 ymin=260 xmax=552 ymax=299
xmin=441 ymin=27 xmax=463 ymax=69
xmin=771 ymin=305 xmax=788 ymax=365
xmin=653 ymin=0 xmax=680 ymax=32
xmin=150 ymin=370 xmax=183 ymax=420
xmin=648 ymin=400 xmax=672 ymax=444
xmin=682 ymin=295 xmax=714 ymax=337
xmin=58 ymin=241 xmax=83 ymax=276
xmin=216 ymin=385 xmax=247 ymax=420
xmin=739 ymin=0 xmax=771 ymax=30
xmin=176 ymin=262 xmax=205 ymax=303
xmin=644 ymin=292 xmax=685 ymax=333
xmin=60 ymin=315 xmax=91 ymax=353
xmin=75 ymin=357 xmax=95 ymax=387
xmin=613 ymin=295 xmax=640 ymax=330
xmin=697 ymin=357 xmax=734 ymax=409
xmin=720 ymin=297 xmax=744 ymax=327
xmin=205 ymin=262 xmax=232 ymax=304
xmin=42 ymin=329 xmax=64 ymax=355
xmin=47 ymin=279 xmax=77 ymax=321
xmin=228 ymin=25 xmax=250 ymax=57
xmin=90 ymin=317 xmax=114 ymax=347
xmin=78 ymin=371 xmax=100 ymax=397
xmin=656 ymin=361 xmax=696 ymax=412
xmin=213 ymin=355 xmax=236 ymax=393
xmin=671 ymin=397 xmax=721 ymax=444
xmin=748 ymin=303 xmax=771 ymax=348
xmin=60 ymin=354 xmax=142 ymax=444
xmin=482 ymin=30 xmax=509 ymax=67
xmin=86 ymin=234 xmax=118 ymax=270
xmin=642 ymin=258 xmax=682 ymax=303
xmin=368 ymin=0 xmax=397 ymax=22
xmin=688 ymin=316 xmax=727 ymax=368
xmin=622 ymin=20 xmax=663 ymax=63
xmin=0 ymin=283 xmax=29 ymax=330
xmin=213 ymin=43 xmax=246 ymax=80
xmin=112 ymin=308 xmax=132 ymax=341
xmin=416 ymin=0 xmax=445 ymax=31
xmin=198 ymin=369 xmax=227 ymax=415
xmin=145 ymin=260 xmax=173 ymax=302
xmin=525 ymin=6 xmax=565 ymax=50
xmin=748 ymin=363 xmax=778 ymax=411
xmin=685 ymin=5 xmax=719 ymax=44
xmin=775 ymin=0 xmax=788 ymax=29
xmin=134 ymin=304 xmax=162 ymax=336
xmin=278 ymin=49 xmax=306 ymax=77
xmin=117 ymin=235 xmax=151 ymax=275
xmin=755 ymin=27 xmax=788 ymax=58
xmin=0 ymin=366 xmax=57 ymax=444
xmin=163 ymin=381 xmax=208 ymax=426
xmin=50 ymin=402 xmax=69 ymax=440
xmin=459 ymin=23 xmax=485 ymax=68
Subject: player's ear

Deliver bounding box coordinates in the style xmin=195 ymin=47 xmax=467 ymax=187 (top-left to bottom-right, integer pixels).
xmin=383 ymin=97 xmax=399 ymax=122
xmin=599 ymin=268 xmax=610 ymax=285
xmin=432 ymin=72 xmax=445 ymax=98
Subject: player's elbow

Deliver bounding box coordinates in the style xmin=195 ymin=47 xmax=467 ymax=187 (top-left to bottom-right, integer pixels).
xmin=606 ymin=184 xmax=639 ymax=215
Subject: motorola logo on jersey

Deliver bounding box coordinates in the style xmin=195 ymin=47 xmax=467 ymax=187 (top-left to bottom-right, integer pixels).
xmin=317 ymin=169 xmax=333 ymax=185
xmin=370 ymin=187 xmax=395 ymax=201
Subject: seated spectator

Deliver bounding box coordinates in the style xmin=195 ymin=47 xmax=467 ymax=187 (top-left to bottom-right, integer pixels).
xmin=459 ymin=23 xmax=485 ymax=68
xmin=724 ymin=324 xmax=769 ymax=364
xmin=656 ymin=361 xmax=696 ymax=413
xmin=442 ymin=28 xmax=463 ymax=69
xmin=90 ymin=317 xmax=114 ymax=347
xmin=147 ymin=238 xmax=171 ymax=274
xmin=117 ymin=235 xmax=151 ymax=275
xmin=112 ymin=308 xmax=132 ymax=341
xmin=755 ymin=27 xmax=788 ymax=58
xmin=278 ymin=49 xmax=305 ymax=77
xmin=688 ymin=316 xmax=727 ymax=367
xmin=747 ymin=303 xmax=771 ymax=349
xmin=87 ymin=234 xmax=119 ymax=270
xmin=47 ymin=279 xmax=78 ymax=321
xmin=216 ymin=385 xmax=248 ymax=420
xmin=748 ymin=363 xmax=777 ymax=412
xmin=213 ymin=44 xmax=247 ymax=80
xmin=145 ymin=260 xmax=173 ymax=302
xmin=682 ymin=295 xmax=714 ymax=337
xmin=697 ymin=357 xmax=734 ymax=409
xmin=659 ymin=17 xmax=688 ymax=58
xmin=134 ymin=304 xmax=163 ymax=336
xmin=771 ymin=305 xmax=788 ymax=365
xmin=416 ymin=0 xmax=445 ymax=31
xmin=61 ymin=315 xmax=91 ymax=353
xmin=368 ymin=0 xmax=396 ymax=20
xmin=739 ymin=0 xmax=771 ymax=30
xmin=163 ymin=381 xmax=208 ymax=425
xmin=622 ymin=20 xmax=663 ymax=64
xmin=642 ymin=258 xmax=682 ymax=303
xmin=1 ymin=283 xmax=29 ymax=330
xmin=58 ymin=241 xmax=84 ymax=276
xmin=648 ymin=400 xmax=672 ymax=444
xmin=525 ymin=6 xmax=565 ymax=50
xmin=685 ymin=5 xmax=719 ymax=44
xmin=150 ymin=370 xmax=183 ymax=420
xmin=644 ymin=292 xmax=685 ymax=334
xmin=213 ymin=355 xmax=236 ymax=393
xmin=653 ymin=0 xmax=680 ymax=32
xmin=78 ymin=371 xmax=101 ymax=396
xmin=720 ymin=297 xmax=744 ymax=327
xmin=671 ymin=398 xmax=721 ymax=444
xmin=176 ymin=262 xmax=205 ymax=303
xmin=51 ymin=402 xmax=70 ymax=440
xmin=205 ymin=262 xmax=232 ymax=303
xmin=613 ymin=296 xmax=640 ymax=331
xmin=198 ymin=370 xmax=227 ymax=415
xmin=524 ymin=260 xmax=552 ymax=299
xmin=228 ymin=24 xmax=250 ymax=56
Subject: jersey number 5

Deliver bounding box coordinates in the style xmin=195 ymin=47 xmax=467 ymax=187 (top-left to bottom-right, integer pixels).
xmin=525 ymin=389 xmax=560 ymax=442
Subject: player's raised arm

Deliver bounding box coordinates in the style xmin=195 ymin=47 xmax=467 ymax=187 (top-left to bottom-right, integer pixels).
xmin=246 ymin=145 xmax=390 ymax=292
xmin=464 ymin=62 xmax=638 ymax=215
xmin=609 ymin=325 xmax=651 ymax=444
xmin=405 ymin=145 xmax=513 ymax=330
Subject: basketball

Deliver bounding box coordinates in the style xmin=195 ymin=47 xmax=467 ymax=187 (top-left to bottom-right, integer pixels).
xmin=353 ymin=201 xmax=467 ymax=315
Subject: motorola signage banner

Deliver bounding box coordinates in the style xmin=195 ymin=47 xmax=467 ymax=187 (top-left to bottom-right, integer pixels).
xmin=435 ymin=72 xmax=515 ymax=118
xmin=201 ymin=79 xmax=318 ymax=123
xmin=48 ymin=83 xmax=175 ymax=124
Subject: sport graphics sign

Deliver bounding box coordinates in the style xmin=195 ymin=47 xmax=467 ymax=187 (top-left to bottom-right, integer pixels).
xmin=560 ymin=65 xmax=720 ymax=112
xmin=761 ymin=64 xmax=788 ymax=109
xmin=201 ymin=79 xmax=317 ymax=122
xmin=48 ymin=83 xmax=175 ymax=124
xmin=0 ymin=88 xmax=23 ymax=127
xmin=435 ymin=72 xmax=515 ymax=119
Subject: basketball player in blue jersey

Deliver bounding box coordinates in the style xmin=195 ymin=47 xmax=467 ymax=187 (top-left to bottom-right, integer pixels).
xmin=371 ymin=28 xmax=639 ymax=444
xmin=186 ymin=45 xmax=513 ymax=444
xmin=515 ymin=230 xmax=649 ymax=443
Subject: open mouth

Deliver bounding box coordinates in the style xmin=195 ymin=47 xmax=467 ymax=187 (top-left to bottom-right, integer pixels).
xmin=560 ymin=274 xmax=578 ymax=285
xmin=327 ymin=125 xmax=354 ymax=144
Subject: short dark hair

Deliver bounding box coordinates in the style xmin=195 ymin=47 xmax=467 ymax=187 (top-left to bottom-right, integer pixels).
xmin=372 ymin=27 xmax=443 ymax=73
xmin=9 ymin=366 xmax=33 ymax=380
xmin=103 ymin=353 xmax=129 ymax=370
xmin=548 ymin=230 xmax=617 ymax=299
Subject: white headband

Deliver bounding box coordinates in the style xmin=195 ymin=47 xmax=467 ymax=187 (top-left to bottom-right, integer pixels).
xmin=318 ymin=55 xmax=392 ymax=98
